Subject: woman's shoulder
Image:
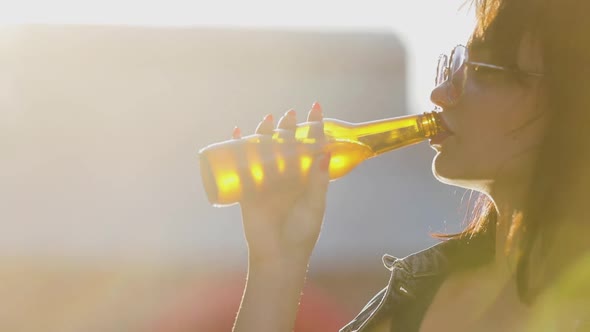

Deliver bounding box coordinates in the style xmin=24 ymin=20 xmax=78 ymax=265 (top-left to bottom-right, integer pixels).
xmin=340 ymin=235 xmax=494 ymax=332
xmin=386 ymin=233 xmax=495 ymax=277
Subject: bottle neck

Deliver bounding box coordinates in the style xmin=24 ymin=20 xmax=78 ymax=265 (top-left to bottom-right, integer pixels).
xmin=328 ymin=111 xmax=443 ymax=156
xmin=419 ymin=111 xmax=444 ymax=139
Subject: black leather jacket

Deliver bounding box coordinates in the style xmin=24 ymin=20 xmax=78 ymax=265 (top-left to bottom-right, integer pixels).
xmin=339 ymin=234 xmax=504 ymax=332
xmin=339 ymin=235 xmax=590 ymax=332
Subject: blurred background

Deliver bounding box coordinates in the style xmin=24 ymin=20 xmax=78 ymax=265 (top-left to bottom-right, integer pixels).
xmin=1 ymin=1 xmax=476 ymax=331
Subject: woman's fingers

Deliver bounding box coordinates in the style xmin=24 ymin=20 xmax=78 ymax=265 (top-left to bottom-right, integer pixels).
xmin=303 ymin=150 xmax=331 ymax=214
xmin=236 ymin=102 xmax=328 ymax=200
xmin=244 ymin=102 xmax=322 ymax=137
xmin=255 ymin=114 xmax=274 ymax=135
xmin=277 ymin=109 xmax=297 ymax=130
xmin=306 ymin=102 xmax=325 ymax=140
xmin=232 ymin=126 xmax=241 ymax=139
xmin=307 ymin=102 xmax=323 ymax=122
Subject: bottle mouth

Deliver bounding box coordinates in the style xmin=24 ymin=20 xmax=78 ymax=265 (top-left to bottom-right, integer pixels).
xmin=432 ymin=112 xmax=454 ymax=136
xmin=422 ymin=111 xmax=450 ymax=138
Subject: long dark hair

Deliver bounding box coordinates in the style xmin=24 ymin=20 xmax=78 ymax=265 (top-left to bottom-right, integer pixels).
xmin=436 ymin=0 xmax=590 ymax=304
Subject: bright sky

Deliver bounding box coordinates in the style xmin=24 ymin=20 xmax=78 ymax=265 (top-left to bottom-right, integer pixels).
xmin=1 ymin=0 xmax=476 ymax=113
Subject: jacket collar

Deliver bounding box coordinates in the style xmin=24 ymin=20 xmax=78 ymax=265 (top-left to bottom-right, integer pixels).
xmin=382 ymin=235 xmax=494 ymax=278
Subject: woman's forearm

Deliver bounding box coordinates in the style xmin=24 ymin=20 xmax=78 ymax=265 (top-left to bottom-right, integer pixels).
xmin=233 ymin=257 xmax=311 ymax=332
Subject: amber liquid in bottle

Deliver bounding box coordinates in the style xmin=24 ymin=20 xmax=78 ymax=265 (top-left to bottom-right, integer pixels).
xmin=199 ymin=112 xmax=443 ymax=206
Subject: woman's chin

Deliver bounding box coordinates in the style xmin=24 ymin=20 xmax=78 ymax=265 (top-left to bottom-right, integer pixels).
xmin=431 ymin=156 xmax=492 ymax=191
xmin=431 ymin=153 xmax=457 ymax=181
xmin=431 ymin=165 xmax=457 ymax=185
xmin=431 ymin=154 xmax=473 ymax=186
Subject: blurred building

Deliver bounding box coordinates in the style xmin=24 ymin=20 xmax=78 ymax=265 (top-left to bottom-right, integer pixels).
xmin=0 ymin=25 xmax=466 ymax=331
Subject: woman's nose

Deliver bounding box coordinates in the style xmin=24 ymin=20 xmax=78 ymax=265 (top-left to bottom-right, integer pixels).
xmin=430 ymin=80 xmax=459 ymax=109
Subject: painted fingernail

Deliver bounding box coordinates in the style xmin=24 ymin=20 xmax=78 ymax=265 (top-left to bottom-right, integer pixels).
xmin=309 ymin=103 xmax=322 ymax=119
xmin=285 ymin=109 xmax=296 ymax=117
xmin=319 ymin=152 xmax=331 ymax=172
xmin=263 ymin=114 xmax=274 ymax=122
xmin=232 ymin=126 xmax=241 ymax=139
xmin=311 ymin=102 xmax=322 ymax=112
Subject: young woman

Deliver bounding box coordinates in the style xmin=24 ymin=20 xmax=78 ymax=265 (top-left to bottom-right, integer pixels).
xmin=230 ymin=0 xmax=590 ymax=330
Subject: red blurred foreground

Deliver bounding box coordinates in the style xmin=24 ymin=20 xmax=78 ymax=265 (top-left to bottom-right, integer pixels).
xmin=150 ymin=276 xmax=353 ymax=332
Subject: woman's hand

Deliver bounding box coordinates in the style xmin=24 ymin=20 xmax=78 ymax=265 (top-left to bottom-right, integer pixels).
xmin=232 ymin=102 xmax=331 ymax=332
xmin=236 ymin=102 xmax=331 ymax=265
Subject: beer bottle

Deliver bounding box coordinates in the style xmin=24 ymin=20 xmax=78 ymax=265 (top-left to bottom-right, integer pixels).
xmin=199 ymin=111 xmax=445 ymax=206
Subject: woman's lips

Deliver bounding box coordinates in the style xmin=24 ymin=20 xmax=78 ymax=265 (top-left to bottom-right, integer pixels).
xmin=430 ymin=113 xmax=455 ymax=145
xmin=429 ymin=130 xmax=453 ymax=145
xmin=438 ymin=113 xmax=455 ymax=135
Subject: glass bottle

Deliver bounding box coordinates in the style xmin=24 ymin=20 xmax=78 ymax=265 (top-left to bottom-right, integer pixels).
xmin=199 ymin=111 xmax=445 ymax=206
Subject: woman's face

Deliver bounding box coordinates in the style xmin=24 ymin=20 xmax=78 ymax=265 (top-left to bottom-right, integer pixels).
xmin=430 ymin=35 xmax=548 ymax=192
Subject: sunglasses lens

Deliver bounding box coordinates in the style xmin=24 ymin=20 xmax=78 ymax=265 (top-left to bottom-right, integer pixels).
xmin=435 ymin=45 xmax=467 ymax=99
xmin=450 ymin=46 xmax=466 ymax=80
xmin=435 ymin=55 xmax=448 ymax=86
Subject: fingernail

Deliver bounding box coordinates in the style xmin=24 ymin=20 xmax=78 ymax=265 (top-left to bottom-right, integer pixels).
xmin=310 ymin=103 xmax=323 ymax=118
xmin=311 ymin=102 xmax=322 ymax=112
xmin=319 ymin=152 xmax=331 ymax=172
xmin=285 ymin=109 xmax=296 ymax=117
xmin=263 ymin=114 xmax=274 ymax=122
xmin=232 ymin=126 xmax=241 ymax=139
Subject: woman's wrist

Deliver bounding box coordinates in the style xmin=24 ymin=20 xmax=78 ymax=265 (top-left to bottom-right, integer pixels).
xmin=235 ymin=254 xmax=310 ymax=332
xmin=248 ymin=246 xmax=313 ymax=268
xmin=248 ymin=253 xmax=311 ymax=276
